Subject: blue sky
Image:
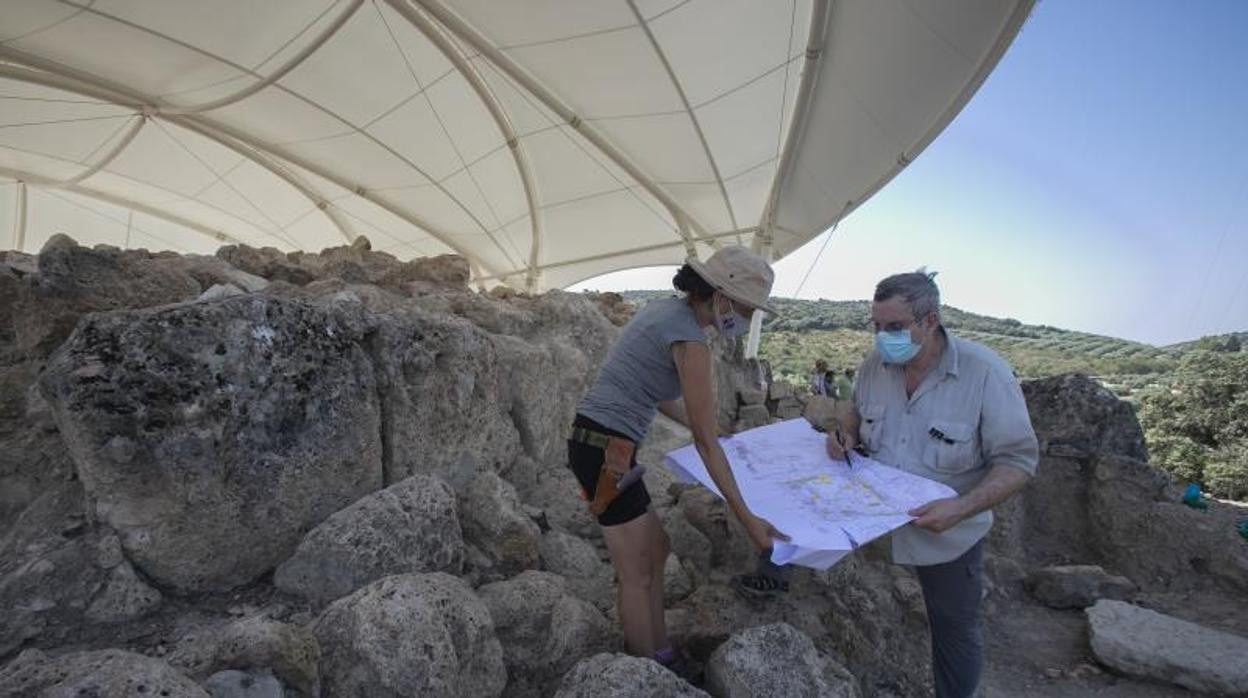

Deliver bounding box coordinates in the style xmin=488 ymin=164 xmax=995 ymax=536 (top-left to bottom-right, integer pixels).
xmin=572 ymin=0 xmax=1248 ymax=346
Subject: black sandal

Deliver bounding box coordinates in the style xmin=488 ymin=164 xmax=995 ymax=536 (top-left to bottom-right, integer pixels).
xmin=733 ymin=549 xmax=790 ymax=599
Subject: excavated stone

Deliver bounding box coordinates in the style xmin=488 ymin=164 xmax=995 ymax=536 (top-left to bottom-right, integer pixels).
xmin=554 ymin=653 xmax=708 ymax=698
xmin=1087 ymin=600 xmax=1248 ymax=694
xmin=479 ymin=571 xmax=617 ymax=697
xmin=0 ymin=648 xmax=207 ymax=697
xmin=40 ymin=295 xmax=384 ymax=592
xmin=706 ymin=623 xmax=860 ymax=698
xmin=167 ymin=616 xmax=320 ymax=697
xmin=538 ymin=530 xmax=613 ymax=611
xmin=14 ymin=234 xmax=203 ymax=358
xmin=275 ymin=474 xmax=464 ymax=607
xmin=203 ymin=669 xmax=285 ymax=698
xmin=1025 ymin=565 xmax=1135 ymax=609
xmin=312 ymin=573 xmax=506 ymax=698
xmin=460 ymin=470 xmax=541 ymax=579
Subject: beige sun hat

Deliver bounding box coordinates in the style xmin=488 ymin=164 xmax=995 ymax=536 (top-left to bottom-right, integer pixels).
xmin=686 ymin=246 xmax=778 ymax=315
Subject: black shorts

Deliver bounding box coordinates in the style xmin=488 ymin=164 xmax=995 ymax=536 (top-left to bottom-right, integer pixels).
xmin=567 ymin=414 xmax=651 ymax=527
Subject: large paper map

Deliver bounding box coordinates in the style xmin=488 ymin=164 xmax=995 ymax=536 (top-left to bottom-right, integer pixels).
xmin=664 ymin=418 xmax=956 ymax=569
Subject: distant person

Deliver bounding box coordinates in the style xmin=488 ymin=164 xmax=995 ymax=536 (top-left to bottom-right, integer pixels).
xmin=834 ymin=368 xmax=854 ymax=400
xmin=810 ymin=359 xmax=832 ymax=396
xmin=570 ymin=246 xmax=789 ymax=669
xmin=825 ymin=270 xmax=1038 ymax=698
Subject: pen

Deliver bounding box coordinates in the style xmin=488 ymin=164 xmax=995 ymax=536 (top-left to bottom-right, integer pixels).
xmin=835 ymin=428 xmax=854 ymax=469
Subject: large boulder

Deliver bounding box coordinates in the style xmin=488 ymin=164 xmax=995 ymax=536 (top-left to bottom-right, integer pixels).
xmin=0 ymin=648 xmax=207 ymax=697
xmin=0 ymin=361 xmax=73 ymax=532
xmin=13 ymin=234 xmax=204 ymax=358
xmin=275 ymin=474 xmax=464 ymax=607
xmin=705 ymin=623 xmax=860 ymax=698
xmin=311 ymin=573 xmax=506 ymax=698
xmin=39 ymin=295 xmax=384 ymax=592
xmin=554 ymin=653 xmax=708 ymax=698
xmin=167 ymin=616 xmax=320 ymax=697
xmin=478 ymin=571 xmax=617 ymax=696
xmin=538 ymin=530 xmax=613 ymax=611
xmin=1087 ymin=599 xmax=1248 ymax=694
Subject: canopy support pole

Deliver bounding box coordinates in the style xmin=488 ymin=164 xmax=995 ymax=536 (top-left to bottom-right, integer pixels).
xmin=404 ymin=0 xmax=707 ymax=254
xmin=744 ymin=236 xmax=772 ymax=359
xmin=383 ymin=0 xmax=545 ymax=292
xmin=758 ymin=0 xmax=830 ymax=239
xmin=160 ymin=0 xmax=364 ymax=115
xmin=13 ymin=181 xmax=27 ymax=252
xmin=0 ymin=164 xmax=243 ymax=247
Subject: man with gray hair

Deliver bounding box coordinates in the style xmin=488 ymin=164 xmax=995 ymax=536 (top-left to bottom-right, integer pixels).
xmin=826 ymin=270 xmax=1038 ymax=698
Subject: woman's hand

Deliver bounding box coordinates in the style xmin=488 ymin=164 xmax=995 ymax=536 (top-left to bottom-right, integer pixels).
xmin=825 ymin=431 xmax=858 ymax=460
xmin=742 ymin=511 xmax=790 ymax=550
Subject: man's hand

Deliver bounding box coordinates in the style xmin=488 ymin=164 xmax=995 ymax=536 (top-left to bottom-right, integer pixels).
xmin=825 ymin=431 xmax=858 ymax=461
xmin=741 ymin=512 xmax=790 ymax=551
xmin=908 ymin=497 xmax=971 ymax=533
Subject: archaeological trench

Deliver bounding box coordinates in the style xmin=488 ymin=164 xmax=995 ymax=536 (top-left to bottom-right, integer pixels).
xmin=1 ymin=235 xmax=1246 ymax=697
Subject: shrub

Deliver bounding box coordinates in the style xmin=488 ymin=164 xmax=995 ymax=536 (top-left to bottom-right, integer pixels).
xmin=1204 ymin=442 xmax=1248 ymax=500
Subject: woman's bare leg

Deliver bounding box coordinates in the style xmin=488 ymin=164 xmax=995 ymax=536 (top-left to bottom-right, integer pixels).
xmin=602 ymin=511 xmax=662 ymax=656
xmin=647 ymin=512 xmax=671 ymax=650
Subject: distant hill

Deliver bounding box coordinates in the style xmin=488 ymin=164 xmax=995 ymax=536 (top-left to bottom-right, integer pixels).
xmin=615 ymin=291 xmax=1204 ymax=392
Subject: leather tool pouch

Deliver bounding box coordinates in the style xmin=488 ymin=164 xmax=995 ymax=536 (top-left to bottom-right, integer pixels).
xmin=588 ymin=437 xmax=641 ymax=516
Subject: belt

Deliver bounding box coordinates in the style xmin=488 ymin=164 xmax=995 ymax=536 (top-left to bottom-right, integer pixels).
xmin=570 ymin=425 xmax=619 ymax=450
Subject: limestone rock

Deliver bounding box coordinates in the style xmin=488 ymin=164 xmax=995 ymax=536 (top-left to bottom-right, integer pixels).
xmin=669 ymin=584 xmax=829 ymax=668
xmin=538 ymin=530 xmax=613 ymax=611
xmin=1025 ymin=565 xmax=1135 ymax=609
xmin=0 ymin=648 xmax=208 ymax=697
xmin=479 ymin=571 xmax=617 ymax=696
xmin=460 ymin=470 xmax=541 ymax=578
xmin=312 ymin=573 xmax=505 ymax=698
xmin=737 ymin=388 xmax=765 ymax=406
xmin=83 ymin=559 xmax=163 ymax=623
xmin=736 ymin=403 xmax=770 ymax=430
xmin=706 ymin=623 xmax=860 ymax=698
xmin=554 ymin=653 xmax=708 ymax=698
xmin=40 ymin=295 xmax=384 ymax=591
xmin=664 ymin=555 xmax=695 ymax=604
xmin=1087 ymin=599 xmax=1248 ymax=694
xmin=167 ymin=616 xmax=320 ymax=697
xmin=275 ymin=474 xmax=465 ymax=607
xmin=1022 ymin=374 xmax=1147 ymax=461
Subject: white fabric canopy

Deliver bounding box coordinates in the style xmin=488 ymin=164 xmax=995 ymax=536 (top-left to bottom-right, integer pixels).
xmin=0 ymin=0 xmax=1033 ymax=290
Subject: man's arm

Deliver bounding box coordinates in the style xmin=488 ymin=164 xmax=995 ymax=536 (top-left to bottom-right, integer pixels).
xmin=911 ymin=364 xmax=1038 ymax=532
xmin=909 ymin=465 xmax=1030 ymax=533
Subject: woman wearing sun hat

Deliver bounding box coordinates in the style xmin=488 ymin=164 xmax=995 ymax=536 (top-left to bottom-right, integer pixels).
xmin=568 ymin=245 xmax=790 ymax=669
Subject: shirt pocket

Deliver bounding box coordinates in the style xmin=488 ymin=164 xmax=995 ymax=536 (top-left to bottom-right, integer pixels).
xmin=858 ymin=404 xmax=886 ymax=453
xmin=922 ymin=419 xmax=977 ymax=474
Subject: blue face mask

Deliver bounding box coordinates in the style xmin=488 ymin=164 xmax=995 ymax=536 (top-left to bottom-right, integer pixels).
xmin=875 ymin=329 xmax=921 ymax=364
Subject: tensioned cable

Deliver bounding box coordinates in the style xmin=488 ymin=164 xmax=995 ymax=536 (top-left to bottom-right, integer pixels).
xmin=1186 ymin=172 xmax=1248 ymax=337
xmin=792 ymin=221 xmax=838 ymax=298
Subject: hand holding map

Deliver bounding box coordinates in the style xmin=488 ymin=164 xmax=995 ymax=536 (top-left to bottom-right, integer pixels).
xmin=665 ymin=418 xmax=956 ymax=570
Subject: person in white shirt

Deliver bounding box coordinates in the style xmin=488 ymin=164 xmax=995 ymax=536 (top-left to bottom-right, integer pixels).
xmin=825 ymin=270 xmax=1038 ymax=698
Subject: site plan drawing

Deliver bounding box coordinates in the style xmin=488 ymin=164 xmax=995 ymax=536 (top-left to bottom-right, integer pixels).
xmin=665 ymin=418 xmax=957 ymax=569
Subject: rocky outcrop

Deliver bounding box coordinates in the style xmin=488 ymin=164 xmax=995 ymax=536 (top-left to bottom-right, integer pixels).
xmin=40 ymin=294 xmax=385 ymax=592
xmin=312 ymin=573 xmax=506 ymax=698
xmin=0 ymin=648 xmax=207 ymax=697
xmin=1087 ymin=600 xmax=1248 ymax=694
xmin=555 ymin=653 xmax=708 ymax=698
xmin=0 ymin=483 xmax=161 ymax=657
xmin=275 ymin=474 xmax=464 ymax=607
xmin=538 ymin=530 xmax=613 ymax=611
xmin=479 ymin=571 xmax=617 ymax=696
xmin=706 ymin=623 xmax=860 ymax=698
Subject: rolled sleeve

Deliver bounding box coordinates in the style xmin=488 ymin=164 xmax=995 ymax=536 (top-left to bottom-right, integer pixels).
xmin=979 ymin=368 xmax=1039 ymax=475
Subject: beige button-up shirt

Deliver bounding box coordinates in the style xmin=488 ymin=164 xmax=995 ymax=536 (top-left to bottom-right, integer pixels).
xmin=854 ymin=328 xmax=1038 ymax=565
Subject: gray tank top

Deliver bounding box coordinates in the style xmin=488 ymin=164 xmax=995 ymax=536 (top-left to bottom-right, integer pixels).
xmin=578 ymin=296 xmax=708 ymax=441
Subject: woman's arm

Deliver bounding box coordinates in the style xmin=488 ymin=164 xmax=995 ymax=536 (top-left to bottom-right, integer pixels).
xmin=657 ymin=399 xmax=689 ymax=428
xmin=672 ymin=341 xmax=789 ymax=550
